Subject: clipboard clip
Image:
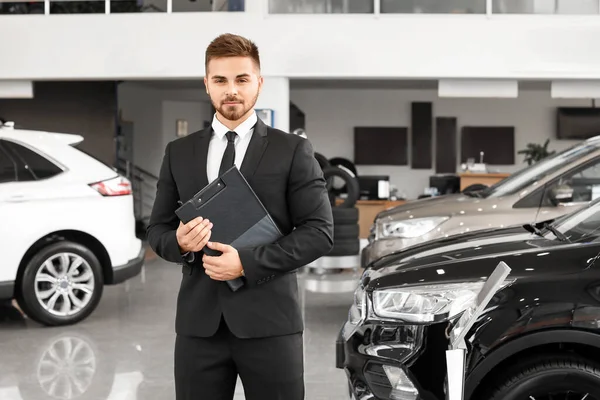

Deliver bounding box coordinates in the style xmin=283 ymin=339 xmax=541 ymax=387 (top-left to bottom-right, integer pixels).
xmin=192 ymin=178 xmax=226 ymax=209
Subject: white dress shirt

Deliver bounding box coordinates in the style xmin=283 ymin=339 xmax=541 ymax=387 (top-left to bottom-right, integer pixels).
xmin=207 ymin=111 xmax=257 ymax=183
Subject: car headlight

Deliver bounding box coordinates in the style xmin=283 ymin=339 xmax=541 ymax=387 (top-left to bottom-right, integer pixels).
xmin=343 ymin=284 xmax=367 ymax=341
xmin=376 ymin=216 xmax=449 ymax=240
xmin=371 ymin=282 xmax=484 ymax=324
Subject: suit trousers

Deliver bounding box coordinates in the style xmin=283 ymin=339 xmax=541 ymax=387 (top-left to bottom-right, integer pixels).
xmin=174 ymin=316 xmax=305 ymax=400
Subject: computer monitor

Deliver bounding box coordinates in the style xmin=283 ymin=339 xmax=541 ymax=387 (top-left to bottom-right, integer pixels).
xmin=429 ymin=174 xmax=461 ymax=195
xmin=358 ymin=175 xmax=390 ymax=200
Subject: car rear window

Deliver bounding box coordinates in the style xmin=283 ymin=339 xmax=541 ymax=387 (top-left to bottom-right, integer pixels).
xmin=0 ymin=139 xmax=62 ymax=181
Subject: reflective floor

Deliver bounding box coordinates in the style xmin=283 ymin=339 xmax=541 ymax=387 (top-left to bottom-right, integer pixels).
xmin=0 ymin=249 xmax=359 ymax=400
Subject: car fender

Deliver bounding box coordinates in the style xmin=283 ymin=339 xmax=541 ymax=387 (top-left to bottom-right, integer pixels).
xmin=465 ymin=328 xmax=600 ymax=399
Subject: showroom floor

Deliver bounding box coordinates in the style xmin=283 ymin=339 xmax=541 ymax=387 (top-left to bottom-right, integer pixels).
xmin=0 ymin=248 xmax=359 ymax=400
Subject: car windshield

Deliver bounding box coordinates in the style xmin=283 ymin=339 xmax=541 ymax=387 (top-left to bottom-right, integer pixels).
xmin=551 ymin=197 xmax=600 ymax=242
xmin=476 ymin=139 xmax=600 ymax=199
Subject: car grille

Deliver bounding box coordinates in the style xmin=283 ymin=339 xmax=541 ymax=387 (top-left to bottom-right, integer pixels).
xmin=364 ymin=362 xmax=392 ymax=399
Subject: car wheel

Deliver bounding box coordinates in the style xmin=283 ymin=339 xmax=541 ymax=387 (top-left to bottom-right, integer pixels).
xmin=314 ymin=152 xmax=330 ymax=171
xmin=16 ymin=241 xmax=104 ymax=326
xmin=323 ymin=166 xmax=360 ymax=208
xmin=329 ymin=239 xmax=361 ymax=257
xmin=332 ymin=207 xmax=359 ymax=224
xmin=334 ymin=223 xmax=359 ymax=240
xmin=487 ymin=354 xmax=600 ymax=400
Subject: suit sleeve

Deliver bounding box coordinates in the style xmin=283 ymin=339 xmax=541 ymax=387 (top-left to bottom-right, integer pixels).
xmin=146 ymin=142 xmax=199 ymax=265
xmin=238 ymin=138 xmax=334 ymax=287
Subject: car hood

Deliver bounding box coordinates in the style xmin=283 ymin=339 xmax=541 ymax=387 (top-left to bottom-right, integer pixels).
xmin=376 ymin=193 xmax=506 ymax=221
xmin=365 ymin=227 xmax=595 ymax=290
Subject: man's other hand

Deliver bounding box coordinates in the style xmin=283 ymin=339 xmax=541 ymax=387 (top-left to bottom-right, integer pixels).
xmin=202 ymin=242 xmax=244 ymax=281
xmin=176 ymin=217 xmax=213 ymax=253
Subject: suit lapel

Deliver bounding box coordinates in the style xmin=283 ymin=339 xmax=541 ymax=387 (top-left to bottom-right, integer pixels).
xmin=193 ymin=127 xmax=212 ymax=190
xmin=240 ymin=117 xmax=268 ymax=180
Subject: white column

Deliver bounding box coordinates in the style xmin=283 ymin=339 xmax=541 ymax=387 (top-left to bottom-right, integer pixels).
xmin=255 ymin=76 xmax=289 ymax=133
xmin=245 ymin=0 xmax=266 ymax=14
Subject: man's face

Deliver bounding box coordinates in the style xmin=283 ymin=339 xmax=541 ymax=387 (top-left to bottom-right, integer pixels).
xmin=204 ymin=56 xmax=263 ymax=122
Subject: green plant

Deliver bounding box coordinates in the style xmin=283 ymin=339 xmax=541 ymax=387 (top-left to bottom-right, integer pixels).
xmin=518 ymin=139 xmax=556 ymax=165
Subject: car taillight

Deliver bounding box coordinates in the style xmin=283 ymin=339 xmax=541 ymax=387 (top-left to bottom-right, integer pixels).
xmin=89 ymin=176 xmax=132 ymax=196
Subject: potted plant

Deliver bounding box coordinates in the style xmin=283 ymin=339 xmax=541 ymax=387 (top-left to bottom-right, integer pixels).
xmin=518 ymin=139 xmax=556 ymax=165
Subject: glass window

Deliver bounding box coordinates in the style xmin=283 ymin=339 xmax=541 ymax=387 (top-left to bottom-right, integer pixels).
xmin=111 ymin=0 xmax=168 ymax=13
xmin=0 ymin=1 xmax=44 ymax=14
xmin=49 ymin=0 xmax=105 ymax=13
xmin=493 ymin=0 xmax=598 ymax=14
xmin=269 ymin=0 xmax=373 ymax=13
xmin=169 ymin=0 xmax=243 ymax=12
xmin=0 ymin=142 xmax=17 ymax=183
xmin=381 ymin=0 xmax=485 ymax=13
xmin=2 ymin=141 xmax=62 ymax=181
xmin=544 ymin=158 xmax=600 ymax=205
xmin=553 ymin=198 xmax=600 ymax=241
xmin=477 ymin=141 xmax=600 ymax=199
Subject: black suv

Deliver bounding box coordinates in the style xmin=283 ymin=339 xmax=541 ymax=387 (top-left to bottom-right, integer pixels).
xmin=337 ymin=197 xmax=600 ymax=400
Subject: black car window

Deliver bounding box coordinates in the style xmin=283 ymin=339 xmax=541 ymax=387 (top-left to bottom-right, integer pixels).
xmin=2 ymin=141 xmax=62 ymax=181
xmin=0 ymin=141 xmax=17 ymax=183
xmin=545 ymin=157 xmax=600 ymax=204
xmin=480 ymin=141 xmax=600 ymax=199
xmin=554 ymin=198 xmax=600 ymax=241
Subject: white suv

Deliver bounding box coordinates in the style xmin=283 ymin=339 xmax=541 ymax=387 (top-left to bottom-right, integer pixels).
xmin=0 ymin=122 xmax=144 ymax=326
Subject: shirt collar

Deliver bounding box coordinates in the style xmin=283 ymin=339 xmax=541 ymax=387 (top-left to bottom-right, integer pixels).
xmin=211 ymin=111 xmax=257 ymax=141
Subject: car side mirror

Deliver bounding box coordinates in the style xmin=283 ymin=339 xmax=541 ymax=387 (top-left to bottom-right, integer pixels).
xmin=550 ymin=184 xmax=574 ymax=205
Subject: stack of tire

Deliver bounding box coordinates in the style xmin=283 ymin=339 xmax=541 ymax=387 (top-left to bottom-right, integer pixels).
xmin=314 ymin=153 xmax=361 ymax=258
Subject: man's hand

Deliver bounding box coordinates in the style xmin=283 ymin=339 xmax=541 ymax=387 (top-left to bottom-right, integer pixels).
xmin=202 ymin=242 xmax=244 ymax=281
xmin=176 ymin=217 xmax=213 ymax=253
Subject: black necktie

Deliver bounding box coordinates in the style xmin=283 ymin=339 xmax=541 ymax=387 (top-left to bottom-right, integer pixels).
xmin=219 ymin=131 xmax=237 ymax=177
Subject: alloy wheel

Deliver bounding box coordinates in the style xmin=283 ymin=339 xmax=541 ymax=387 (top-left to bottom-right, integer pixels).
xmin=34 ymin=252 xmax=95 ymax=317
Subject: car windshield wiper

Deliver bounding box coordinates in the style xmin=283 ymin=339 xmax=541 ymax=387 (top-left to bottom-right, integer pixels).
xmin=523 ymin=223 xmax=544 ymax=238
xmin=523 ymin=222 xmax=570 ymax=242
xmin=541 ymin=222 xmax=570 ymax=242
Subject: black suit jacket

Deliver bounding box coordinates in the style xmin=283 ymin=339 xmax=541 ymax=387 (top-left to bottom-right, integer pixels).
xmin=146 ymin=117 xmax=334 ymax=339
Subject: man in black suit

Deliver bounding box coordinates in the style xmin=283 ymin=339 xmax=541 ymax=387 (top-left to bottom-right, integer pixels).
xmin=146 ymin=33 xmax=334 ymax=400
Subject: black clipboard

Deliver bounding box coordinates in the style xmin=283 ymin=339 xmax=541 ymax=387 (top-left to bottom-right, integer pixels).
xmin=175 ymin=166 xmax=283 ymax=291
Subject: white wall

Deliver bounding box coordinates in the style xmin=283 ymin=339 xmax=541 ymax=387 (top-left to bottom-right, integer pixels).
xmin=2 ymin=9 xmax=600 ymax=80
xmin=117 ymin=83 xmax=212 ymax=176
xmin=256 ymin=77 xmax=290 ymax=132
xmin=291 ymin=88 xmax=592 ymax=199
xmin=162 ymin=100 xmax=212 ymax=149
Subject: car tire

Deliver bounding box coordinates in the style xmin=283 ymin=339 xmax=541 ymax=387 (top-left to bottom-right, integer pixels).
xmin=329 ymin=157 xmax=358 ymax=177
xmin=314 ymin=152 xmax=330 ymax=171
xmin=323 ymin=166 xmax=360 ymax=208
xmin=486 ymin=354 xmax=600 ymax=400
xmin=329 ymin=239 xmax=360 ymax=257
xmin=332 ymin=207 xmax=359 ymax=224
xmin=16 ymin=241 xmax=104 ymax=327
xmin=328 ymin=157 xmax=358 ymax=195
xmin=334 ymin=223 xmax=359 ymax=240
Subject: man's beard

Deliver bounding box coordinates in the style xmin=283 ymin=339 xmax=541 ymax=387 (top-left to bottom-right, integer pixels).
xmin=212 ymin=91 xmax=259 ymax=121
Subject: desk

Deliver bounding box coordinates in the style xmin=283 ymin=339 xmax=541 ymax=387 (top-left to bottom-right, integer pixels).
xmin=459 ymin=173 xmax=510 ymax=191
xmin=336 ymin=199 xmax=406 ymax=238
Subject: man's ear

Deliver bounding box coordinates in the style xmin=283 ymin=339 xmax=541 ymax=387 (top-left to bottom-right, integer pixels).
xmin=203 ymin=76 xmax=209 ymax=94
xmin=258 ymin=75 xmax=264 ymax=93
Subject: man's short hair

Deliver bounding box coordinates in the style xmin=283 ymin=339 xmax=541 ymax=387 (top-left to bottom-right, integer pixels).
xmin=205 ymin=33 xmax=261 ymax=72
